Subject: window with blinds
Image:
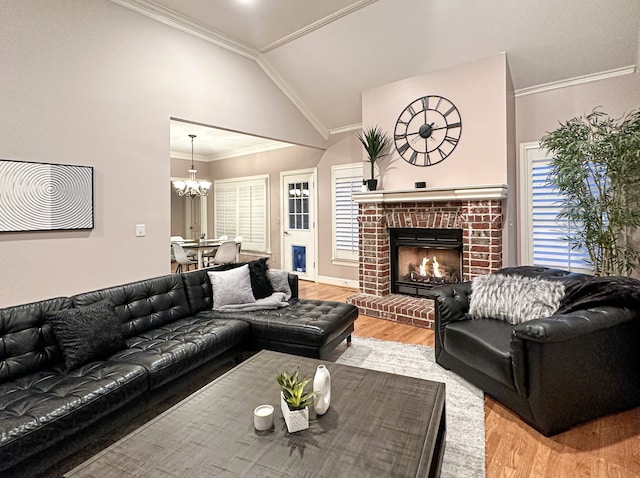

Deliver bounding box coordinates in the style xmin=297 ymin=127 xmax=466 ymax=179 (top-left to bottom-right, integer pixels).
xmin=332 ymin=164 xmax=363 ymax=263
xmin=525 ymin=149 xmax=592 ymax=272
xmin=214 ymin=175 xmax=269 ymax=252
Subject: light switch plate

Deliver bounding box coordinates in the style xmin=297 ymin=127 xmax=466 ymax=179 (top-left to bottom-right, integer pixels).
xmin=135 ymin=224 xmax=146 ymax=237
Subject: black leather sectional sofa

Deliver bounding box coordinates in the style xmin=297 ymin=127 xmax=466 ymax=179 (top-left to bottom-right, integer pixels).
xmin=0 ymin=265 xmax=358 ymax=476
xmin=430 ymin=266 xmax=640 ymax=436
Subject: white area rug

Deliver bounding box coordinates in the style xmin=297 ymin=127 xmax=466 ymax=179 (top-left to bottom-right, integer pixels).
xmin=327 ymin=336 xmax=485 ymax=478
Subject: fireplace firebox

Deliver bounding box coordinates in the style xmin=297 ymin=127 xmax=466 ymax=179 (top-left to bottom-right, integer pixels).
xmin=390 ymin=228 xmax=463 ymax=297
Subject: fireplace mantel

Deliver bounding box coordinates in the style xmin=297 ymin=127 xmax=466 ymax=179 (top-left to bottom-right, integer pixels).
xmin=353 ymin=184 xmax=508 ymax=204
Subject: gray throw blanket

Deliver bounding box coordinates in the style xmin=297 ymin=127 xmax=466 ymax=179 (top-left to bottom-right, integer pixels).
xmin=215 ymin=291 xmax=289 ymax=312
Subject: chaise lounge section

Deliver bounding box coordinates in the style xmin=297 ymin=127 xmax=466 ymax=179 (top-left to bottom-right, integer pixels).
xmin=0 ymin=263 xmax=358 ymax=476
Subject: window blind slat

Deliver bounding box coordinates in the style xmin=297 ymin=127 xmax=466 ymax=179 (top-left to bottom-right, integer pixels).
xmin=530 ymin=157 xmax=591 ymax=271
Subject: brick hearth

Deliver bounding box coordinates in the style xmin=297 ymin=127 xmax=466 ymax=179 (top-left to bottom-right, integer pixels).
xmin=347 ymin=187 xmax=506 ymax=329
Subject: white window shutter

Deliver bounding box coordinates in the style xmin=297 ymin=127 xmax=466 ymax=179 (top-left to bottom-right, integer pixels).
xmin=332 ymin=164 xmax=363 ymax=262
xmin=214 ymin=176 xmax=269 ymax=252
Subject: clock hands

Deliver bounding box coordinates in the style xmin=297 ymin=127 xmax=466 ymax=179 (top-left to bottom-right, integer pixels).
xmin=404 ymin=122 xmax=461 ymax=137
xmin=432 ymin=122 xmax=461 ymax=131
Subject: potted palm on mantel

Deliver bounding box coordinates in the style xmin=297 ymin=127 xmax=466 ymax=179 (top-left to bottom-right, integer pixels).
xmin=357 ymin=126 xmax=391 ymax=191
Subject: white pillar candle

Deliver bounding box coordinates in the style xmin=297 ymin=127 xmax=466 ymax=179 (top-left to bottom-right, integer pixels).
xmin=253 ymin=404 xmax=274 ymax=430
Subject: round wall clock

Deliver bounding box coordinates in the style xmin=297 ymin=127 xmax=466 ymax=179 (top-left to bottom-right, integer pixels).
xmin=394 ymin=95 xmax=462 ymax=167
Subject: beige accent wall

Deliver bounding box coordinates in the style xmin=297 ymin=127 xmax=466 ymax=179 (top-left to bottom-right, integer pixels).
xmin=362 ymin=54 xmax=511 ymax=190
xmin=0 ymin=0 xmax=325 ymax=307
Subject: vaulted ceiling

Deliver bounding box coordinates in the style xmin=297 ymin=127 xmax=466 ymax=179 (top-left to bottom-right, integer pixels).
xmin=116 ymin=0 xmax=640 ymax=155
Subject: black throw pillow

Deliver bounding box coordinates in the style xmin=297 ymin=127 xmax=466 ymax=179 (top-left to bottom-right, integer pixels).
xmin=47 ymin=299 xmax=126 ymax=371
xmin=249 ymin=257 xmax=274 ymax=299
xmin=209 ymin=257 xmax=273 ymax=299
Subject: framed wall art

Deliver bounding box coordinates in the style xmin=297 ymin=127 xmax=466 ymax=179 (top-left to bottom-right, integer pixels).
xmin=0 ymin=159 xmax=94 ymax=232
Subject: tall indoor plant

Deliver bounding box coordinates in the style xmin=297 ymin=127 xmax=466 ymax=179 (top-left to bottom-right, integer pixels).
xmin=539 ymin=109 xmax=640 ymax=276
xmin=357 ymin=126 xmax=391 ymax=191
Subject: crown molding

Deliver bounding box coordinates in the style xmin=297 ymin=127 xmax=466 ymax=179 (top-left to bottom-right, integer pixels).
xmin=515 ymin=65 xmax=636 ymax=97
xmin=260 ymin=0 xmax=379 ymax=53
xmin=256 ymin=56 xmax=329 ymax=139
xmin=171 ymin=143 xmax=294 ymax=162
xmin=110 ymin=0 xmax=258 ymax=60
xmin=208 ymin=142 xmax=294 ymax=161
xmin=329 ymin=123 xmax=362 ymax=135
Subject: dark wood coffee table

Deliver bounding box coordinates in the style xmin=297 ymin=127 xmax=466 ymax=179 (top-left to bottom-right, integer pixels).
xmin=65 ymin=350 xmax=446 ymax=478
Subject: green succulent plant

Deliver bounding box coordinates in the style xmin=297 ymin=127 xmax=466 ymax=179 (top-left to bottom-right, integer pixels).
xmin=357 ymin=125 xmax=391 ymax=180
xmin=276 ymin=369 xmax=316 ymax=411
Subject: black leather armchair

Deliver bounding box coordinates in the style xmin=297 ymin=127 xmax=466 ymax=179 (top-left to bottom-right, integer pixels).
xmin=429 ymin=266 xmax=640 ymax=436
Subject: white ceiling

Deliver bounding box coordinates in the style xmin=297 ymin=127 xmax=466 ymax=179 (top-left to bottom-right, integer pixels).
xmin=118 ymin=0 xmax=640 ymax=157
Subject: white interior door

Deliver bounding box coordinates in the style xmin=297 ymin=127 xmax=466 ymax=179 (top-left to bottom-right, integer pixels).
xmin=281 ymin=170 xmax=316 ymax=281
xmin=184 ymin=196 xmax=207 ymax=240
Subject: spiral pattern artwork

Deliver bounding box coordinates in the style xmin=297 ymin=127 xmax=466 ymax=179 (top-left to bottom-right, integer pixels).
xmin=0 ymin=160 xmax=93 ymax=232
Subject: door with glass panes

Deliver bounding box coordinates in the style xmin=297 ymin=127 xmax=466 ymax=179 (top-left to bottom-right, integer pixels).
xmin=281 ymin=170 xmax=316 ymax=281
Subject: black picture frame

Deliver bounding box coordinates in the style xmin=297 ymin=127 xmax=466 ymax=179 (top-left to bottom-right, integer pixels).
xmin=0 ymin=159 xmax=94 ymax=232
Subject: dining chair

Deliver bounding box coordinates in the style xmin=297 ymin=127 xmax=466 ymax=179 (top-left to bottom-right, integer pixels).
xmin=171 ymin=236 xmax=197 ymax=259
xmin=234 ymin=235 xmax=243 ymax=262
xmin=172 ymin=242 xmax=197 ymax=273
xmin=203 ymin=235 xmax=233 ymax=266
xmin=210 ymin=240 xmax=239 ymax=266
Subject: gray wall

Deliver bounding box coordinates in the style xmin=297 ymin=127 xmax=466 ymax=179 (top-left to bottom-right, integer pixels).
xmin=0 ymin=0 xmax=325 ymax=307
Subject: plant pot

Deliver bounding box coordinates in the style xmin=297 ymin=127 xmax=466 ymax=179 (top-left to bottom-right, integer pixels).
xmin=366 ymin=179 xmax=378 ymax=191
xmin=280 ymin=392 xmax=309 ymax=433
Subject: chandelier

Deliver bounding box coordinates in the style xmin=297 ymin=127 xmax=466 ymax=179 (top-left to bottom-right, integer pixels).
xmin=172 ymin=134 xmax=211 ymax=197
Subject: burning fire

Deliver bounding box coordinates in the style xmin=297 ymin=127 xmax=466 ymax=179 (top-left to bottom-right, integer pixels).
xmin=419 ymin=256 xmax=442 ymax=277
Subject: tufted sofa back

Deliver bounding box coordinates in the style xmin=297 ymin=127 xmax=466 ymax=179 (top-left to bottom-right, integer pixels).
xmin=72 ymin=274 xmax=191 ymax=339
xmin=0 ymin=297 xmax=70 ymax=384
xmin=496 ymin=266 xmax=591 ymax=289
xmin=181 ymin=268 xmax=214 ymax=312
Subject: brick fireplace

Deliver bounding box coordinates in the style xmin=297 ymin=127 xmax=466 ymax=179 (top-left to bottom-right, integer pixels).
xmin=347 ymin=186 xmax=507 ymax=329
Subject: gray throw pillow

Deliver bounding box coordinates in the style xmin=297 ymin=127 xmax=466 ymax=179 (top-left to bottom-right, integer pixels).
xmin=47 ymin=299 xmax=126 ymax=371
xmin=208 ymin=264 xmax=256 ymax=309
xmin=469 ymin=274 xmax=565 ymax=325
xmin=267 ymin=270 xmax=292 ymax=301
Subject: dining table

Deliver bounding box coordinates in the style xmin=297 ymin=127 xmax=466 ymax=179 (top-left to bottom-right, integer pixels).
xmin=180 ymin=240 xmax=222 ymax=268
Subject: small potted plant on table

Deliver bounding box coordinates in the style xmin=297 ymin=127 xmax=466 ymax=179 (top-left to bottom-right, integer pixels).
xmin=277 ymin=369 xmax=316 ymax=433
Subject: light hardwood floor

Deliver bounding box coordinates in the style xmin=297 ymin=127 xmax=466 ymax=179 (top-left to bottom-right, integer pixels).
xmin=299 ymin=280 xmax=640 ymax=478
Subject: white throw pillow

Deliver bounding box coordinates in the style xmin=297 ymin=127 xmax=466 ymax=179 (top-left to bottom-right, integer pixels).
xmin=469 ymin=274 xmax=565 ymax=325
xmin=208 ymin=264 xmax=256 ymax=310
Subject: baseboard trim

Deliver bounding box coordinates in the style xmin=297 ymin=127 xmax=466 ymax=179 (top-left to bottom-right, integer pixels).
xmin=317 ymin=275 xmax=359 ymax=289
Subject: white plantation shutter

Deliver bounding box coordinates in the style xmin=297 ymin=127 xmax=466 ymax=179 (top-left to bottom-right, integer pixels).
xmin=332 ymin=164 xmax=363 ymax=262
xmin=523 ymin=145 xmax=592 ymax=272
xmin=214 ymin=175 xmax=269 ymax=252
xmin=215 ymin=187 xmax=237 ymax=239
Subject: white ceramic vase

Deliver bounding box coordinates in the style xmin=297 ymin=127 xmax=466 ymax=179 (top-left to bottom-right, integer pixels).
xmin=313 ymin=364 xmax=331 ymax=415
xmin=280 ymin=392 xmax=309 ymax=433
